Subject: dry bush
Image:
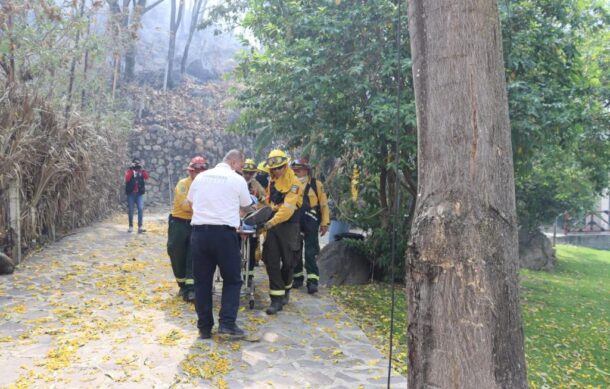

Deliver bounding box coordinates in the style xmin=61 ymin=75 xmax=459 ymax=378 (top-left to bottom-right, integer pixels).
xmin=0 ymin=88 xmax=127 ymax=253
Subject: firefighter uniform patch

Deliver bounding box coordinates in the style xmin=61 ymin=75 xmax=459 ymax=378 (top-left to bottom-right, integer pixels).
xmin=290 ymin=185 xmax=300 ymax=194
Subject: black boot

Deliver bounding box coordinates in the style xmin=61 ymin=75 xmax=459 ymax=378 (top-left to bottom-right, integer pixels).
xmin=281 ymin=289 xmax=290 ymax=306
xmin=292 ymin=278 xmax=304 ymax=289
xmin=183 ymin=289 xmax=196 ymax=303
xmin=266 ymin=296 xmax=284 ymax=315
xmin=307 ymin=282 xmax=318 ymax=294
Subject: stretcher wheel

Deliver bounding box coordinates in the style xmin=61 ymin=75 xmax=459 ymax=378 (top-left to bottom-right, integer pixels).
xmin=249 ymin=300 xmax=255 ymax=309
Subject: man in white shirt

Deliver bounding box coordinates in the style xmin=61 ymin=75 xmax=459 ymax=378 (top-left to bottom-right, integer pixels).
xmin=187 ymin=149 xmax=254 ymax=339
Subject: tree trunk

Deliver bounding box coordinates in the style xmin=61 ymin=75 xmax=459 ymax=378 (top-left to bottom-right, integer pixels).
xmin=406 ymin=1 xmax=528 ymax=388
xmin=180 ymin=0 xmax=206 ymax=74
xmin=81 ymin=11 xmax=91 ymax=110
xmin=124 ymin=0 xmax=165 ymax=81
xmin=64 ymin=0 xmax=86 ymax=126
xmin=124 ymin=0 xmax=145 ymax=81
xmin=165 ymin=0 xmax=185 ymax=89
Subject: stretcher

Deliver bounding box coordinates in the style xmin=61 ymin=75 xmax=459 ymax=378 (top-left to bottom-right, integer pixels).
xmin=211 ymin=226 xmax=257 ymax=310
xmin=238 ymin=227 xmax=257 ymax=309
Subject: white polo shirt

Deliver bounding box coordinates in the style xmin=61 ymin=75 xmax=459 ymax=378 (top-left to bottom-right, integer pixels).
xmin=187 ymin=162 xmax=253 ymax=228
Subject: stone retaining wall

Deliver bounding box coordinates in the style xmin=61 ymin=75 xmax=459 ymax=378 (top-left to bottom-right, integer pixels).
xmin=128 ymin=124 xmax=253 ymax=205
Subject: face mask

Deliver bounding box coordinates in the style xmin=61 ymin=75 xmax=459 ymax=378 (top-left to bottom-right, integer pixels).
xmin=298 ymin=176 xmax=308 ymax=184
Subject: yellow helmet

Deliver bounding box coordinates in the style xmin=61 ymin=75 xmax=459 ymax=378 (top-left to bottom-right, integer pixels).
xmin=266 ymin=149 xmax=289 ymax=169
xmin=257 ymin=161 xmax=269 ymax=174
xmin=243 ymin=159 xmax=257 ymax=172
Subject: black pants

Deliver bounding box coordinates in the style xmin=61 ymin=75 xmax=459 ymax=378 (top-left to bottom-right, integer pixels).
xmin=293 ymin=230 xmax=320 ymax=285
xmin=263 ymin=222 xmax=301 ymax=297
xmin=191 ymin=227 xmax=242 ymax=330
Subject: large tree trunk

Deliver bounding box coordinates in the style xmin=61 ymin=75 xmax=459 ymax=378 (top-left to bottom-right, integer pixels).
xmin=406 ymin=1 xmax=528 ymax=388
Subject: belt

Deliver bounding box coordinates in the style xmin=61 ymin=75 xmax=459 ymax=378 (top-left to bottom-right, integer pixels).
xmin=170 ymin=215 xmax=191 ymax=224
xmin=192 ymin=224 xmax=236 ymax=232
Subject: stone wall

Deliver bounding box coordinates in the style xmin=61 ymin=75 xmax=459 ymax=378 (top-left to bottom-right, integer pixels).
xmin=128 ymin=124 xmax=253 ymax=205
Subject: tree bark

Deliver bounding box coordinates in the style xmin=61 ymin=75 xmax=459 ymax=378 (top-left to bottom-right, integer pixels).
xmin=406 ymin=1 xmax=528 ymax=388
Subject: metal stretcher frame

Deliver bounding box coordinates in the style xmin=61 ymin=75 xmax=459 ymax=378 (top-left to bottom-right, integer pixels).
xmin=239 ymin=228 xmax=257 ymax=309
xmin=212 ymin=228 xmax=257 ymax=310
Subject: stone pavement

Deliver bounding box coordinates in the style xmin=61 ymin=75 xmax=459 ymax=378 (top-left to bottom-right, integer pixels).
xmin=0 ymin=212 xmax=406 ymax=388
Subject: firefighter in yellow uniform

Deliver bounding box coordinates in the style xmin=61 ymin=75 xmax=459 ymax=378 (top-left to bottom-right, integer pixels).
xmin=262 ymin=149 xmax=304 ymax=315
xmin=167 ymin=156 xmax=208 ymax=302
xmin=290 ymin=158 xmax=330 ymax=294
xmin=243 ymin=159 xmax=267 ymax=205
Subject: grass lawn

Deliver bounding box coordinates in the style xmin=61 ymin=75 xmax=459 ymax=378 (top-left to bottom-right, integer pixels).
xmin=330 ymin=244 xmax=610 ymax=388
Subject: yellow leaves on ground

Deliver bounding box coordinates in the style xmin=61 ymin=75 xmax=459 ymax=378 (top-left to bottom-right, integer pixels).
xmin=180 ymin=349 xmax=232 ymax=388
xmin=44 ymin=338 xmax=82 ymax=371
xmin=120 ymin=261 xmax=147 ymax=272
xmin=157 ymin=328 xmax=185 ymax=346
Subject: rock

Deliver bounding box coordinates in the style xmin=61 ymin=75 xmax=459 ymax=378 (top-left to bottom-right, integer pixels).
xmin=318 ymin=241 xmax=370 ymax=286
xmin=0 ymin=252 xmax=15 ymax=275
xmin=149 ymin=124 xmax=167 ymax=134
xmin=519 ymin=228 xmax=555 ymax=271
xmin=186 ymin=59 xmax=219 ymax=82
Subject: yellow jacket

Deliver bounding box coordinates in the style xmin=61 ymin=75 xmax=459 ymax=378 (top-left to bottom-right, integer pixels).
xmin=304 ymin=177 xmax=330 ymax=227
xmin=171 ymin=177 xmax=193 ymax=220
xmin=266 ymin=168 xmax=303 ymax=226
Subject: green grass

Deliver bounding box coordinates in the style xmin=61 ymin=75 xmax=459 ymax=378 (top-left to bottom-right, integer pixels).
xmin=330 ymin=244 xmax=610 ymax=387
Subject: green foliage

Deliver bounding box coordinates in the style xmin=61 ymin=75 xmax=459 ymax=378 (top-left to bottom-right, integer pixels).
xmin=219 ymin=0 xmax=416 ymax=280
xmin=331 ymin=245 xmax=610 ymax=386
xmin=501 ymin=0 xmax=610 ymax=231
xmin=215 ymin=0 xmax=609 ymax=271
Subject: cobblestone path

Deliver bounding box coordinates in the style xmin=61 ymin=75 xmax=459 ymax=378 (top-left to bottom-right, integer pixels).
xmin=0 ymin=212 xmax=406 ymax=388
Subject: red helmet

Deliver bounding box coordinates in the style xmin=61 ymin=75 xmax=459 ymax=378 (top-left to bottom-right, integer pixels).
xmin=188 ymin=156 xmax=208 ymax=171
xmin=290 ymin=158 xmax=310 ymax=170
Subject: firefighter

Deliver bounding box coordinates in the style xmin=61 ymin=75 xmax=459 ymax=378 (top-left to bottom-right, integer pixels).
xmin=167 ymin=156 xmax=208 ymax=302
xmin=290 ymin=158 xmax=329 ymax=294
xmin=255 ymin=161 xmax=270 ymax=189
xmin=261 ymin=149 xmax=304 ymax=315
xmin=242 ymin=159 xmax=267 ymax=285
xmin=243 ymin=159 xmax=267 ymax=205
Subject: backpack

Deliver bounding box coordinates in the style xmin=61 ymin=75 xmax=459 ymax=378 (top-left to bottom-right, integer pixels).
xmin=125 ymin=170 xmax=146 ymax=195
xmin=300 ymin=178 xmax=321 ymax=234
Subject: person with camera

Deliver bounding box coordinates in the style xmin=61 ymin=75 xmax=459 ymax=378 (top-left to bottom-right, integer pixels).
xmin=167 ymin=156 xmax=209 ymax=302
xmin=290 ymin=158 xmax=329 ymax=294
xmin=124 ymin=158 xmax=150 ymax=233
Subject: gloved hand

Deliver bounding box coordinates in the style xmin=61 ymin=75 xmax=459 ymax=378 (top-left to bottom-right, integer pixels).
xmin=263 ymin=221 xmax=274 ymax=231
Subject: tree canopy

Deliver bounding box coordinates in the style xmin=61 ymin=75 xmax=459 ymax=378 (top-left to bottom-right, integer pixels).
xmin=212 ymin=0 xmax=609 ymax=263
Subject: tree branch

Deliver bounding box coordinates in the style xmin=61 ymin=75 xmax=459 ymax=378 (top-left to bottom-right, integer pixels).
xmin=143 ymin=0 xmax=165 ymax=14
